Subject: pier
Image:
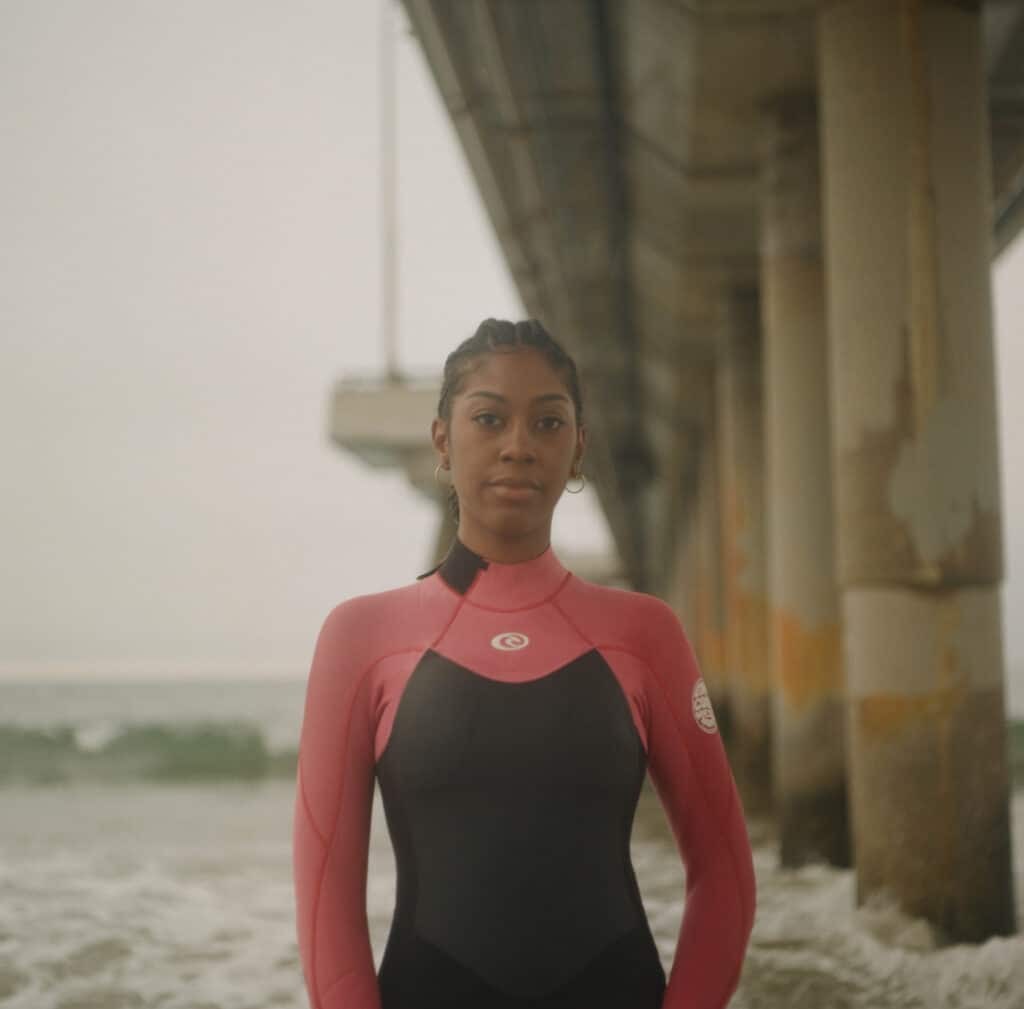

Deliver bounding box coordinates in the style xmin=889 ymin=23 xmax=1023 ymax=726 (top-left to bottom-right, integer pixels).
xmin=332 ymin=0 xmax=1024 ymax=944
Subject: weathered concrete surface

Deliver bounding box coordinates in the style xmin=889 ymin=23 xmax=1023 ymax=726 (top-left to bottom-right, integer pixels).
xmin=680 ymin=506 xmax=701 ymax=639
xmin=717 ymin=291 xmax=772 ymax=815
xmin=760 ymin=93 xmax=849 ymax=868
xmin=819 ymin=0 xmax=1015 ymax=939
xmin=844 ymin=585 xmax=1014 ymax=941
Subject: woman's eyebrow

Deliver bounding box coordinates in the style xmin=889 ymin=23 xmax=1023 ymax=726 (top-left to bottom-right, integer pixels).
xmin=466 ymin=391 xmax=570 ymax=404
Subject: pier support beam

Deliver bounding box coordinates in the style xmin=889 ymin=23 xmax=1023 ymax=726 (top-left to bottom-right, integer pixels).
xmin=717 ymin=291 xmax=772 ymax=815
xmin=819 ymin=0 xmax=1015 ymax=939
xmin=760 ymin=95 xmax=849 ymax=868
xmin=669 ymin=497 xmax=699 ymax=635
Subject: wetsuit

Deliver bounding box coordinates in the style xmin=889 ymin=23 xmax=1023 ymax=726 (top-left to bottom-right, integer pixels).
xmin=292 ymin=537 xmax=756 ymax=1009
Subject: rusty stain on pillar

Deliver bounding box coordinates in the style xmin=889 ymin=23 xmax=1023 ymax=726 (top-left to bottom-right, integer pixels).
xmin=819 ymin=0 xmax=1015 ymax=940
xmin=717 ymin=291 xmax=772 ymax=815
xmin=760 ymin=93 xmax=850 ymax=868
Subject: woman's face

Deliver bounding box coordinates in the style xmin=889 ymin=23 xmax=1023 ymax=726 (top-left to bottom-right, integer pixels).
xmin=431 ymin=348 xmax=585 ymax=549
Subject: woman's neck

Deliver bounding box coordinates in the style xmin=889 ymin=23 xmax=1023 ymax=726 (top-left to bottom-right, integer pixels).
xmin=454 ymin=520 xmax=552 ymax=564
xmin=426 ymin=534 xmax=569 ymax=608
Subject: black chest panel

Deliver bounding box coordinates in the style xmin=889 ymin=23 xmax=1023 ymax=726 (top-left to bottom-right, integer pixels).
xmin=375 ymin=648 xmax=665 ymax=1007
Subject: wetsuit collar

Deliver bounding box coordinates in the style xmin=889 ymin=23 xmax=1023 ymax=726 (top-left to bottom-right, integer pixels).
xmin=418 ymin=536 xmax=570 ymax=608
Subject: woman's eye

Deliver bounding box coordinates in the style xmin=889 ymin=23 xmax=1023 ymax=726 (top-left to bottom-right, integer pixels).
xmin=473 ymin=412 xmax=502 ymax=427
xmin=537 ymin=416 xmax=566 ymax=431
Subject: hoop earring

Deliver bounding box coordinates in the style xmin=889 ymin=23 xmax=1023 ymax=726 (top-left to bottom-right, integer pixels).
xmin=565 ymin=471 xmax=586 ymax=494
xmin=434 ymin=462 xmax=450 ymax=485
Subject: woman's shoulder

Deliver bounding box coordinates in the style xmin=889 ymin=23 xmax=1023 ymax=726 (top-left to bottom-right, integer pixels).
xmin=313 ymin=578 xmax=443 ymax=664
xmin=560 ymin=574 xmax=684 ymax=648
xmin=325 ymin=579 xmax=424 ymax=622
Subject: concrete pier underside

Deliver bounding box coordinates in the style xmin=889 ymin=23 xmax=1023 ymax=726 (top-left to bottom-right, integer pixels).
xmin=392 ymin=0 xmax=1024 ymax=941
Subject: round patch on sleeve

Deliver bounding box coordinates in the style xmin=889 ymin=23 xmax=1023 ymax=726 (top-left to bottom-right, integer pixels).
xmin=691 ymin=678 xmax=718 ymax=734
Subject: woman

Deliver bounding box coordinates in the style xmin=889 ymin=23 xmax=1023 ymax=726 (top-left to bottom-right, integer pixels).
xmin=292 ymin=318 xmax=756 ymax=1009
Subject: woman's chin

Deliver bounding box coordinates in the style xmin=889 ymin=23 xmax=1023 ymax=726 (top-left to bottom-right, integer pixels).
xmin=492 ymin=514 xmax=536 ymax=536
xmin=474 ymin=509 xmax=543 ymax=539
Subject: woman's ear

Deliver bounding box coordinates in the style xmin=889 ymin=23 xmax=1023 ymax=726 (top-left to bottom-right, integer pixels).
xmin=431 ymin=417 xmax=449 ymax=467
xmin=574 ymin=425 xmax=587 ymax=471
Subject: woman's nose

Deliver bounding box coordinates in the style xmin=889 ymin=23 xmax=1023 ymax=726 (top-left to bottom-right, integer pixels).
xmin=499 ymin=419 xmax=536 ymax=460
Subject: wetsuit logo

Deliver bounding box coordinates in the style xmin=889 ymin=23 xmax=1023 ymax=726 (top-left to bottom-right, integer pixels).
xmin=491 ymin=632 xmax=530 ymax=651
xmin=692 ymin=678 xmax=718 ymax=734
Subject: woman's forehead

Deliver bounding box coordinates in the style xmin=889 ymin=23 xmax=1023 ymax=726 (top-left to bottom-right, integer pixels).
xmin=456 ymin=348 xmax=569 ymax=397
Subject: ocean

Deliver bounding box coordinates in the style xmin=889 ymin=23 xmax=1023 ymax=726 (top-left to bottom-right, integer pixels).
xmin=1 ymin=679 xmax=1022 ymax=1009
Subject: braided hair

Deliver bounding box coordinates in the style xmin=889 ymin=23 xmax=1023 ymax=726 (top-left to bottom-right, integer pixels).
xmin=436 ymin=318 xmax=585 ymax=521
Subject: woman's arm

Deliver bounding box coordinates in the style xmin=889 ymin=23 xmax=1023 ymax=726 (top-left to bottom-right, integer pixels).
xmin=642 ymin=597 xmax=756 ymax=1009
xmin=292 ymin=600 xmax=382 ymax=1009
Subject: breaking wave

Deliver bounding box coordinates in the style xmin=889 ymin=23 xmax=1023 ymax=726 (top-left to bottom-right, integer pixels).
xmin=0 ymin=720 xmax=298 ymax=785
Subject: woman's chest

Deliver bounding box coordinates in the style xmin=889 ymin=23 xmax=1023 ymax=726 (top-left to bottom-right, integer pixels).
xmin=377 ymin=646 xmax=644 ymax=793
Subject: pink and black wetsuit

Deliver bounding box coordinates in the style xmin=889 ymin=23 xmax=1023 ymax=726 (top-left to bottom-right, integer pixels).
xmin=292 ymin=537 xmax=756 ymax=1009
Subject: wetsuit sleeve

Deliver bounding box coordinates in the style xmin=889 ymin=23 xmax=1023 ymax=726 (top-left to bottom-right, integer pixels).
xmin=641 ymin=597 xmax=756 ymax=1009
xmin=292 ymin=601 xmax=382 ymax=1009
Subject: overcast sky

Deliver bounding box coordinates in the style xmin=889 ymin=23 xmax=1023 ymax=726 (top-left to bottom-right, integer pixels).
xmin=2 ymin=2 xmax=1022 ymax=715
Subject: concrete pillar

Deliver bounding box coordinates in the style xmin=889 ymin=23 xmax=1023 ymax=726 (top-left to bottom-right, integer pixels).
xmin=664 ymin=478 xmax=697 ymax=626
xmin=674 ymin=500 xmax=700 ymax=635
xmin=717 ymin=291 xmax=772 ymax=815
xmin=663 ymin=507 xmax=686 ymax=619
xmin=760 ymin=95 xmax=850 ymax=868
xmin=818 ymin=0 xmax=1015 ymax=940
xmin=695 ymin=415 xmax=730 ymax=744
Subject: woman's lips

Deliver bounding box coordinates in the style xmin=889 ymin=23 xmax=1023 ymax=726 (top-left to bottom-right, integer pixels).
xmin=488 ymin=480 xmax=540 ymax=500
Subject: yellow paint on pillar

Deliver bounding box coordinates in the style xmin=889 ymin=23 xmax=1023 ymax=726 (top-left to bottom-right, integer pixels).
xmin=701 ymin=628 xmax=727 ymax=684
xmin=695 ymin=583 xmax=727 ymax=687
xmin=722 ymin=482 xmax=769 ymax=694
xmin=774 ymin=610 xmax=843 ymax=710
xmin=730 ymin=589 xmax=772 ymax=693
xmin=857 ymin=682 xmax=967 ymax=739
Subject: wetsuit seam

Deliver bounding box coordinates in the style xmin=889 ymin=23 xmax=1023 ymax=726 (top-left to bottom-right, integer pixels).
xmin=319 ymin=966 xmax=357 ymax=1004
xmin=295 ymin=767 xmax=330 ymax=1009
xmin=429 ymin=591 xmax=469 ymax=649
xmin=552 ymin=598 xmax=647 ymax=753
xmin=404 ymin=931 xmax=498 ymax=989
xmin=595 ymin=641 xmax=715 ymax=806
xmin=550 ymin=591 xmax=592 ymax=645
xmin=714 ymin=941 xmax=747 ymax=1009
xmin=309 ymin=664 xmax=368 ymax=1009
xmin=378 ymin=646 xmax=468 ymax=764
xmin=434 ymin=571 xmax=472 ymax=601
xmin=566 ymin=625 xmax=749 ymax=1007
xmin=309 ymin=644 xmax=424 ymax=1009
xmin=461 ymin=569 xmax=574 ymax=613
xmin=409 ymin=923 xmax=657 ymax=1003
xmin=634 ymin=646 xmax=750 ymax=1007
xmin=416 ymin=649 xmax=581 ymax=687
xmin=307 ymin=841 xmax=327 ymax=1008
xmin=566 ymin=920 xmax=656 ymax=984
xmin=297 ymin=761 xmax=328 ymax=849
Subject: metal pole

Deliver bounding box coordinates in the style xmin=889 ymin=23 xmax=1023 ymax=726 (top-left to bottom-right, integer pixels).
xmin=379 ymin=0 xmax=399 ymax=382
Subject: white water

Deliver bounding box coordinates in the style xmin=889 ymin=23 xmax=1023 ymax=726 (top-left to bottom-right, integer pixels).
xmin=2 ymin=680 xmax=1021 ymax=1008
xmin=0 ymin=780 xmax=1021 ymax=1009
